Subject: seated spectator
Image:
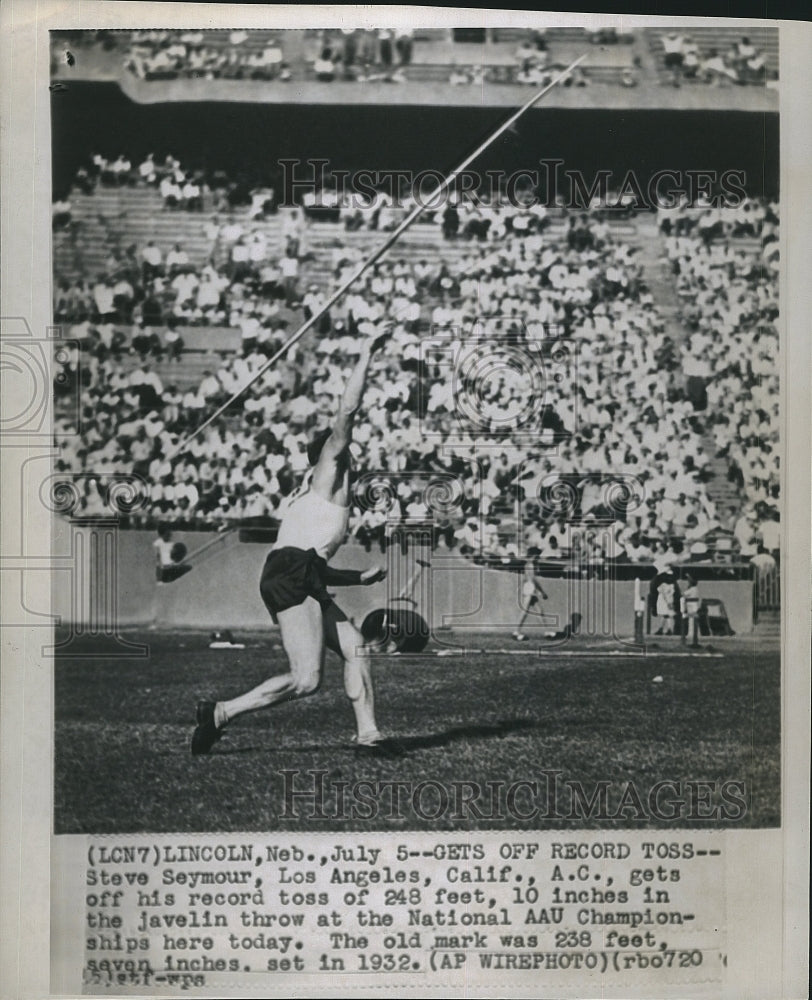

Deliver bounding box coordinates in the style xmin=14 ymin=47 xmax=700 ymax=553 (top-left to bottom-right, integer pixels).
xmin=141 ymin=241 xmax=163 ymax=281
xmin=314 ymin=49 xmax=336 ymax=82
xmin=160 ymin=174 xmax=182 ymax=208
xmin=163 ymin=323 xmax=184 ymax=362
xmin=700 ymin=48 xmax=739 ymax=85
xmin=681 ymin=40 xmax=700 ymax=79
xmin=92 ymin=275 xmax=116 ymax=321
xmin=757 ymin=510 xmax=780 ymax=558
xmin=515 ymin=38 xmax=539 ymax=73
xmin=260 ymin=38 xmax=284 ymax=77
xmin=110 ymin=154 xmax=132 ymax=184
xmin=742 ymin=48 xmax=767 ymax=84
xmin=279 ymin=251 xmax=300 ymax=305
xmin=138 ymin=153 xmax=157 ymax=184
xmin=661 ymin=32 xmax=685 ymax=85
xmin=230 ymin=239 xmax=252 ymax=282
xmin=249 ymin=186 xmax=275 ymax=219
xmin=182 ymin=176 xmax=202 ymax=210
xmin=198 ymin=369 xmax=223 ymax=402
xmin=166 ymin=243 xmax=190 ymax=274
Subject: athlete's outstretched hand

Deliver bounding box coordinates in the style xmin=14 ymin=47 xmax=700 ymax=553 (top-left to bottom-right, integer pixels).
xmin=360 ymin=566 xmax=387 ymax=585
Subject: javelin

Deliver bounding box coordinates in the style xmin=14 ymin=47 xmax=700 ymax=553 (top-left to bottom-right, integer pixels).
xmin=169 ymin=54 xmax=586 ymax=458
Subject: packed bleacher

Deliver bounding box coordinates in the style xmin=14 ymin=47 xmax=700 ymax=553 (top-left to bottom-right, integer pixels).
xmin=647 ymin=27 xmax=778 ymax=87
xmin=121 ymin=28 xmax=422 ymax=84
xmin=123 ymin=30 xmax=291 ymax=81
xmin=118 ymin=28 xmax=453 ymax=85
xmin=52 ymin=156 xmax=780 ymax=573
xmin=56 ymin=26 xmax=652 ymax=89
xmin=53 ymin=25 xmax=782 ymax=97
xmin=659 ymin=197 xmax=780 ymax=565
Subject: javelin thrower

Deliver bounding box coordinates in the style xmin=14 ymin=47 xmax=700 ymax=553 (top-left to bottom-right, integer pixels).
xmin=186 ymin=56 xmax=586 ymax=756
xmin=191 ymin=329 xmax=399 ymax=756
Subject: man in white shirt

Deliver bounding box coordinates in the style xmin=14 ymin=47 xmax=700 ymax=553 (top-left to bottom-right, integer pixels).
xmin=221 ymin=217 xmax=244 ymax=244
xmin=230 ymin=240 xmax=251 ymax=281
xmin=92 ymin=279 xmax=116 ymax=320
xmin=141 ymin=241 xmax=163 ymax=281
xmin=731 ymin=510 xmax=757 ymax=558
xmin=160 ymin=175 xmax=181 ymax=207
xmin=758 ymin=513 xmax=780 ymax=556
xmin=139 ymin=154 xmax=156 ymax=183
xmin=198 ymin=370 xmax=222 ymax=401
xmin=166 ymin=244 xmax=190 ymax=273
xmin=182 ymin=178 xmax=202 ymax=210
xmin=279 ymin=252 xmax=300 ymax=305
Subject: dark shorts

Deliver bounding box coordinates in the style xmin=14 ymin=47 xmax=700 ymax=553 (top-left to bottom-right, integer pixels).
xmin=259 ymin=547 xmax=333 ymax=623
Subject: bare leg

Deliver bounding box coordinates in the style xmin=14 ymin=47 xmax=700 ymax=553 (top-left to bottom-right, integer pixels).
xmin=514 ymin=597 xmax=536 ymax=637
xmin=323 ymin=603 xmax=380 ymax=743
xmin=217 ymin=597 xmax=324 ymax=725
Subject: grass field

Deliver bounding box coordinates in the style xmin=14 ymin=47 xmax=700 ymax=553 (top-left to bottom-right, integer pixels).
xmin=54 ymin=630 xmax=780 ymax=833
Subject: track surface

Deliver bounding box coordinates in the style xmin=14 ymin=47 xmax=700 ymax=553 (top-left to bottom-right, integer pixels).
xmin=54 ymin=630 xmax=780 ymax=833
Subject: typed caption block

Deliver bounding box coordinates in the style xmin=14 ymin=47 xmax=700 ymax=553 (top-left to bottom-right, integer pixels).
xmin=75 ymin=832 xmax=726 ymax=995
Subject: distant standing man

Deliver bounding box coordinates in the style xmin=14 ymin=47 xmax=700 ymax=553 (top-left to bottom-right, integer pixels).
xmin=513 ymin=559 xmax=549 ymax=641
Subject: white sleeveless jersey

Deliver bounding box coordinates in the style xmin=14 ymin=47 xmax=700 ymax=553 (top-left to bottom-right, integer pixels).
xmin=273 ymin=475 xmax=349 ymax=560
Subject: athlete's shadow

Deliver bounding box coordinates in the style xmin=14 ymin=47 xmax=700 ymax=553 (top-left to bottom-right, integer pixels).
xmin=208 ymin=741 xmax=348 ymax=756
xmin=206 ymin=743 xmax=271 ymax=755
xmin=397 ymin=717 xmax=538 ymax=751
xmin=199 ymin=718 xmax=537 ymax=756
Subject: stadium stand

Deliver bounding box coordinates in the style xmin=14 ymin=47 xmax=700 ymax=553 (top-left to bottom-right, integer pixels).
xmin=52 ymin=152 xmax=779 ymax=577
xmin=659 ymin=200 xmax=780 ymax=563
xmin=646 ymin=26 xmax=778 ymax=86
xmin=58 ymin=25 xmax=654 ymax=89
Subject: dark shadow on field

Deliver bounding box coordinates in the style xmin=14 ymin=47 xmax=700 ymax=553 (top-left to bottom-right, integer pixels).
xmin=196 ymin=744 xmax=273 ymax=756
xmin=197 ymin=718 xmax=538 ymax=757
xmin=394 ymin=717 xmax=538 ymax=751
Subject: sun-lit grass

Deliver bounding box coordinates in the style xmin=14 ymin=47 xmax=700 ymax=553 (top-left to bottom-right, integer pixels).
xmin=54 ymin=630 xmax=780 ymax=833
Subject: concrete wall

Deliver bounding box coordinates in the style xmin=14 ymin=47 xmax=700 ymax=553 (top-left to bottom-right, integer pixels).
xmin=51 ymin=526 xmax=755 ymax=636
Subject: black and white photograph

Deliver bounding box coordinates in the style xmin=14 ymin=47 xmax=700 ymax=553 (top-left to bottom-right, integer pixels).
xmin=48 ymin=16 xmax=782 ymax=833
xmin=0 ymin=4 xmax=809 ymax=998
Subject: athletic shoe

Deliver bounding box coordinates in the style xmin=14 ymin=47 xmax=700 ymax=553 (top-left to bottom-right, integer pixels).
xmin=513 ymin=633 xmax=528 ymax=641
xmin=191 ymin=700 xmax=223 ymax=755
xmin=354 ymin=737 xmax=408 ymax=759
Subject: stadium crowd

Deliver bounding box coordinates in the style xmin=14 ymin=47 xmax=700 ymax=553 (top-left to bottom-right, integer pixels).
xmin=660 ymin=32 xmax=773 ymax=87
xmin=121 ymin=28 xmax=419 ymax=84
xmin=59 ymin=26 xmax=655 ymax=89
xmin=656 ymin=193 xmax=779 ymax=243
xmin=52 ymin=160 xmax=780 ymax=571
xmin=662 ymin=204 xmax=780 ymax=563
xmin=53 ymin=149 xmax=283 ymax=217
